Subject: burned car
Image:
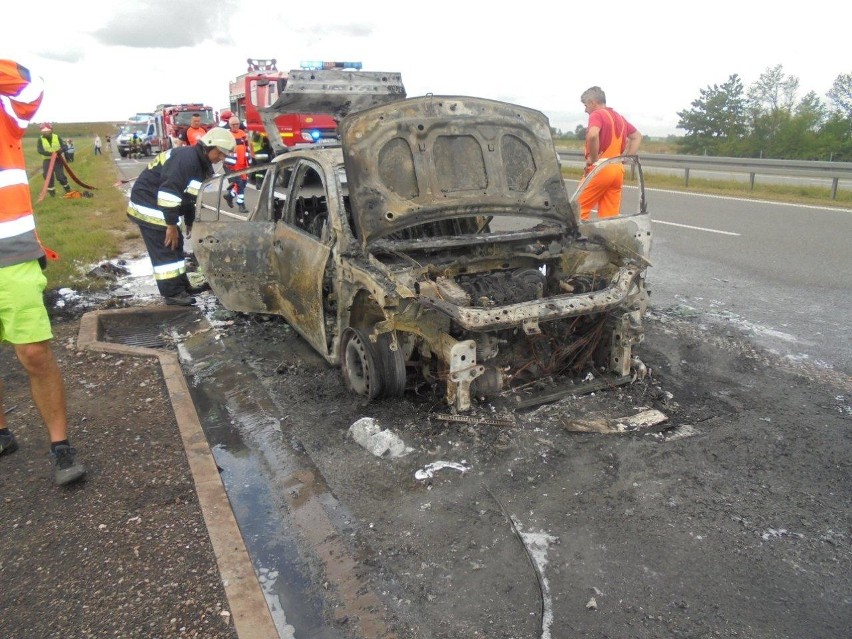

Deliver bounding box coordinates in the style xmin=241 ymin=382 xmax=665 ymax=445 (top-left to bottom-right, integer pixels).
xmin=193 ymin=70 xmax=651 ymax=411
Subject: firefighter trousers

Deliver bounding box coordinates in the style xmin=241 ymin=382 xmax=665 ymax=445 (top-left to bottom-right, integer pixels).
xmin=135 ymin=222 xmax=191 ymax=298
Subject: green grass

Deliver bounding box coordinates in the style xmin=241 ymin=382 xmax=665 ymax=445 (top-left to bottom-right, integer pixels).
xmin=557 ymin=136 xmax=852 ymax=209
xmin=24 ymin=123 xmax=131 ymax=290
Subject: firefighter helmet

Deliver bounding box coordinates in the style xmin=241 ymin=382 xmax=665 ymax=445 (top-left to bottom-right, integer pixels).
xmin=200 ymin=127 xmax=236 ymax=153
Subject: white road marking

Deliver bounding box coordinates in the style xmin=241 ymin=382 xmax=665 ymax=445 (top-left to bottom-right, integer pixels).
xmin=652 ymin=219 xmax=741 ymax=236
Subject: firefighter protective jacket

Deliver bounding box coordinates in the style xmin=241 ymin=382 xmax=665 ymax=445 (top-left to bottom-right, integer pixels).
xmin=0 ymin=60 xmax=45 ymax=267
xmin=127 ymin=145 xmax=214 ymax=230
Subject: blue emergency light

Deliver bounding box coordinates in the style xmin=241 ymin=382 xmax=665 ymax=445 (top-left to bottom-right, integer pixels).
xmin=300 ymin=61 xmax=363 ymax=71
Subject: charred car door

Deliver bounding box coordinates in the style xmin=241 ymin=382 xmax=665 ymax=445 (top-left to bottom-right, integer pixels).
xmin=193 ymin=158 xmax=332 ymax=356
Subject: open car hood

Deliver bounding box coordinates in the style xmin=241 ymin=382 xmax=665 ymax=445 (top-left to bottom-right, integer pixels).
xmin=339 ymin=96 xmax=574 ymax=244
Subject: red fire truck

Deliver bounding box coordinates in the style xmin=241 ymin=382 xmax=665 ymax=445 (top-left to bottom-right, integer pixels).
xmin=151 ymin=103 xmax=216 ymax=151
xmin=228 ymin=58 xmax=362 ymax=146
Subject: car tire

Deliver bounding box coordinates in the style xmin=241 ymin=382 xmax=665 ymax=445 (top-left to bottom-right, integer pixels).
xmin=143 ymin=144 xmax=152 ymax=156
xmin=375 ymin=331 xmax=406 ymax=397
xmin=341 ymin=327 xmax=383 ymax=400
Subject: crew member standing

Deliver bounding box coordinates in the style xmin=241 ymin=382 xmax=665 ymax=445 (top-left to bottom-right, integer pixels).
xmin=178 ymin=113 xmax=206 ymax=146
xmin=578 ymin=86 xmax=642 ymax=220
xmin=36 ymin=123 xmax=71 ymax=197
xmin=223 ymin=116 xmax=250 ymax=213
xmin=127 ymin=128 xmax=235 ymax=306
xmin=0 ymin=59 xmax=86 ymax=485
xmin=249 ymin=131 xmax=273 ymax=186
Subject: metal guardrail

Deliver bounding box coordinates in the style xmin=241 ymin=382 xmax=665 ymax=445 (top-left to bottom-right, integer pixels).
xmin=556 ymin=149 xmax=852 ymax=199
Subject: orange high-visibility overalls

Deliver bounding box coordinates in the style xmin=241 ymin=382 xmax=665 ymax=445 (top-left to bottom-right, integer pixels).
xmin=579 ymin=109 xmax=625 ymax=220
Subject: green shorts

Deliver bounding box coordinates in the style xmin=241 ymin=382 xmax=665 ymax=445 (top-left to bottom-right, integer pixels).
xmin=0 ymin=261 xmax=53 ymax=344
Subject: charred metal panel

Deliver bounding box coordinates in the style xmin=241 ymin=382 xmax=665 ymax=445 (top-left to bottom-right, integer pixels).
xmin=419 ymin=266 xmax=642 ymax=331
xmin=260 ymin=70 xmax=405 ymax=154
xmin=339 ymin=96 xmax=573 ymax=243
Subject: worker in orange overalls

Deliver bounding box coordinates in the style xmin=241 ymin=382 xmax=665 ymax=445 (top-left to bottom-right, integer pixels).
xmin=578 ymin=86 xmax=642 ymax=220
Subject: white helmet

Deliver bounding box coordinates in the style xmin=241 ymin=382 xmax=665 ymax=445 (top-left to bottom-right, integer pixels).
xmin=200 ymin=127 xmax=236 ymax=153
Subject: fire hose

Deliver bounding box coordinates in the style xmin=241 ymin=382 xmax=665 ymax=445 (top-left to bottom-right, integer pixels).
xmin=36 ymin=152 xmax=97 ymax=203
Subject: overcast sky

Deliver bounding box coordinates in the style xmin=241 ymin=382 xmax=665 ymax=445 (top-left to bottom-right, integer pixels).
xmin=4 ymin=0 xmax=848 ymax=137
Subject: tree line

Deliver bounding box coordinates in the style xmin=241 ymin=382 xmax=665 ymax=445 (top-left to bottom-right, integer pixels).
xmin=675 ymin=65 xmax=852 ymax=161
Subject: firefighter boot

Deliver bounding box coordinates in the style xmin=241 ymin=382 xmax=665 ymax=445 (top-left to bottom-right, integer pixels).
xmin=63 ymin=184 xmax=71 ymax=194
xmin=223 ymin=190 xmax=234 ymax=208
xmin=48 ymin=188 xmax=56 ymax=197
xmin=238 ymin=203 xmax=248 ymax=213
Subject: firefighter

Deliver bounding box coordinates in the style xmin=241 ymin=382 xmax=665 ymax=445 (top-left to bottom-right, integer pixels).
xmin=223 ymin=116 xmax=250 ymax=213
xmin=127 ymin=127 xmax=236 ymax=306
xmin=130 ymin=133 xmax=142 ymax=158
xmin=36 ymin=123 xmax=71 ymax=196
xmin=249 ymin=131 xmax=273 ymax=188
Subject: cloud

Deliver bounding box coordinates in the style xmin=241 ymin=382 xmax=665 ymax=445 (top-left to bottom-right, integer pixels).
xmin=35 ymin=47 xmax=85 ymax=64
xmin=291 ymin=22 xmax=374 ymax=39
xmin=92 ymin=0 xmax=236 ymax=48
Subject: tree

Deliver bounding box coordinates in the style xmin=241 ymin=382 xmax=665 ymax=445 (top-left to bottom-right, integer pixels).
xmin=574 ymin=124 xmax=587 ymax=140
xmin=745 ymin=65 xmax=801 ymax=156
xmin=827 ymin=72 xmax=852 ymax=118
xmin=676 ymin=74 xmax=747 ymax=155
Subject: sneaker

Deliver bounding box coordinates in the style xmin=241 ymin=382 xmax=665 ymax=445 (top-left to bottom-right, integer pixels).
xmin=223 ymin=191 xmax=234 ymax=208
xmin=164 ymin=292 xmax=196 ymax=306
xmin=0 ymin=430 xmax=19 ymax=457
xmin=51 ymin=444 xmax=86 ymax=485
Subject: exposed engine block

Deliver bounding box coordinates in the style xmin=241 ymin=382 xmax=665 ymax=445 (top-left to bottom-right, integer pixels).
xmin=454 ymin=268 xmax=546 ymax=307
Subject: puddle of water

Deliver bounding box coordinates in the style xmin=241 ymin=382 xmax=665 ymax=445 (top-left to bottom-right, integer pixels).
xmin=175 ymin=321 xmax=347 ymax=639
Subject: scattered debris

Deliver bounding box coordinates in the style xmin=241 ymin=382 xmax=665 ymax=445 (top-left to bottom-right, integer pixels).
xmin=88 ymin=261 xmax=131 ymax=281
xmin=348 ymin=417 xmax=412 ymax=458
xmin=562 ymin=408 xmax=668 ymax=434
xmin=661 ymin=424 xmax=700 ymax=441
xmin=414 ymin=461 xmax=471 ymax=481
xmin=433 ymin=413 xmax=515 ymax=427
xmin=586 ymin=597 xmax=598 ymax=610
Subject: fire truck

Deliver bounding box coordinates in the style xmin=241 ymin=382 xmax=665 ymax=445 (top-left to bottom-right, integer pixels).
xmin=150 ymin=103 xmax=216 ymax=152
xmin=228 ymin=58 xmax=363 ymax=146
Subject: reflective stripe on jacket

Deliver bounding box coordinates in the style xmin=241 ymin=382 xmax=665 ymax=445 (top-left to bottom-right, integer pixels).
xmin=0 ymin=60 xmax=45 ymax=267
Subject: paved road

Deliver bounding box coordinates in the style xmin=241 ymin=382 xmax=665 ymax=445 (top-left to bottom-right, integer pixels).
xmin=117 ymin=152 xmax=852 ymax=376
xmin=642 ymin=187 xmax=852 ymax=375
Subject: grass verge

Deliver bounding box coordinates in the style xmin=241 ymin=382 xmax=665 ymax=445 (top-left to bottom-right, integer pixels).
xmin=24 ymin=123 xmax=133 ymax=290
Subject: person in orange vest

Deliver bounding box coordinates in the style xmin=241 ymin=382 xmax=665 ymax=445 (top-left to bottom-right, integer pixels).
xmin=223 ymin=116 xmax=251 ymax=213
xmin=578 ymin=86 xmax=642 ymax=220
xmin=36 ymin=122 xmax=71 ymax=197
xmin=178 ymin=113 xmax=206 ymax=146
xmin=0 ymin=59 xmax=86 ymax=485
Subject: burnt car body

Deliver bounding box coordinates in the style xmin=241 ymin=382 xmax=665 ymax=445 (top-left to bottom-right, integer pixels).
xmin=193 ymin=71 xmax=651 ymax=411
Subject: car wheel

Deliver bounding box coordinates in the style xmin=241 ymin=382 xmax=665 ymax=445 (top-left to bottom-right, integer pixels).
xmin=375 ymin=331 xmax=406 ymax=397
xmin=119 ymin=151 xmax=128 ymax=158
xmin=341 ymin=327 xmax=383 ymax=400
xmin=143 ymin=144 xmax=151 ymax=156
